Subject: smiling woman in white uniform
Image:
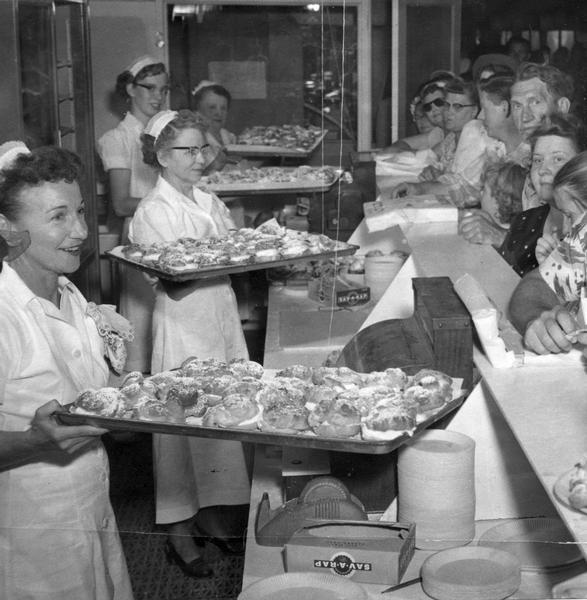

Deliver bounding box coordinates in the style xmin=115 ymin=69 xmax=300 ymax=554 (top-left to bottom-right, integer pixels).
xmin=0 ymin=143 xmax=133 ymax=599
xmin=129 ymin=110 xmax=250 ymax=577
xmin=98 ymin=55 xmax=168 ymax=373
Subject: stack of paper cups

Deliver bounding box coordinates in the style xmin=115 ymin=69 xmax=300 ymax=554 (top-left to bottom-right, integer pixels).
xmin=364 ymin=254 xmax=405 ymax=303
xmin=397 ymin=429 xmax=475 ymax=550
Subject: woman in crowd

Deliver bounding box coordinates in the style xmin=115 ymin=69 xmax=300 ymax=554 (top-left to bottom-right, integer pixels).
xmin=498 ymin=113 xmax=586 ymax=276
xmin=192 ymin=80 xmax=237 ymax=150
xmin=535 ymin=151 xmax=587 ymax=293
xmin=0 ymin=142 xmax=133 ymax=599
xmin=129 ymin=110 xmax=250 ymax=577
xmin=97 ymin=55 xmax=169 ymax=373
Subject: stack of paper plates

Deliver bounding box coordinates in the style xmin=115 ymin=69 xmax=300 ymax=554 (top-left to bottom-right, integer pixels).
xmin=238 ymin=573 xmax=368 ymax=600
xmin=421 ymin=546 xmax=521 ymax=600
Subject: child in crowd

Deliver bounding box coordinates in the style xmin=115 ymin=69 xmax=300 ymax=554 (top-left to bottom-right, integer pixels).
xmin=535 ymin=151 xmax=587 ymax=303
xmin=480 ymin=160 xmax=527 ymax=227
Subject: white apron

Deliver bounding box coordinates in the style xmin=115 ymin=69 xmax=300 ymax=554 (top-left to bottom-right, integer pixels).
xmin=129 ymin=178 xmax=251 ymax=524
xmin=0 ymin=265 xmax=133 ymax=600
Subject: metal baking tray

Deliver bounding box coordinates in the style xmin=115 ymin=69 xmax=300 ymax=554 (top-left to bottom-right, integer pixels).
xmin=201 ymin=169 xmax=341 ymax=196
xmin=56 ymin=394 xmax=465 ymax=455
xmin=225 ymin=130 xmax=327 ymax=158
xmin=106 ymin=242 xmax=358 ymax=282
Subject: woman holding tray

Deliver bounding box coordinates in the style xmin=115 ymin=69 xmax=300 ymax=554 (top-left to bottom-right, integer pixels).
xmin=97 ymin=55 xmax=169 ymax=374
xmin=129 ymin=110 xmax=250 ymax=577
xmin=0 ymin=142 xmax=133 ymax=599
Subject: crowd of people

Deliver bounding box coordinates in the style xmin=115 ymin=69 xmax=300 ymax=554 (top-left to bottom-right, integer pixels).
xmin=1 ymin=44 xmax=586 ymax=599
xmin=382 ymin=51 xmax=587 ymax=358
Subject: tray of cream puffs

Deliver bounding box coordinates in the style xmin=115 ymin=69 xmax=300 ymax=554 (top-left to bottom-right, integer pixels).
xmin=106 ymin=221 xmax=358 ymax=282
xmin=57 ymin=358 xmax=465 ymax=454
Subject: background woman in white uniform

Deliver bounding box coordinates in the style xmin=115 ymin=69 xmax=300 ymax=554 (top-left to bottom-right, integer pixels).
xmin=0 ymin=143 xmax=133 ymax=599
xmin=129 ymin=110 xmax=250 ymax=577
xmin=98 ymin=55 xmax=169 ymax=373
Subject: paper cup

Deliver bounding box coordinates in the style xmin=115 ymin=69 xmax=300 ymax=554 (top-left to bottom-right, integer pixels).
xmin=364 ymin=254 xmax=405 ymax=303
xmin=398 ymin=429 xmax=476 ymax=550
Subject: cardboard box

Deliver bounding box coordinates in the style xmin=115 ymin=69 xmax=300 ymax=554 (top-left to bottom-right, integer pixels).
xmin=285 ymin=521 xmax=415 ymax=585
xmin=307 ymin=276 xmax=370 ymax=308
xmin=363 ymin=195 xmax=458 ymax=233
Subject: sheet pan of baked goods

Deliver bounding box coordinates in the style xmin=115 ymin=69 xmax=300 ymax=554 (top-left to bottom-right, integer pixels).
xmin=57 ymin=357 xmax=464 ymax=454
xmin=106 ymin=221 xmax=358 ymax=282
xmin=200 ymin=165 xmax=341 ymax=195
xmin=225 ymin=125 xmax=327 ymax=157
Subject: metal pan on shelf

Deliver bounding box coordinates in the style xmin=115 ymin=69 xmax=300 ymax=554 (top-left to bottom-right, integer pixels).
xmin=225 ymin=130 xmax=327 ymax=158
xmin=105 ymin=243 xmax=358 ymax=282
xmin=56 ymin=393 xmax=465 ymax=455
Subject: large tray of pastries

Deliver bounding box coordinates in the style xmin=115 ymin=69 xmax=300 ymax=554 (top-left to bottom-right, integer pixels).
xmin=57 ymin=357 xmax=464 ymax=455
xmin=225 ymin=125 xmax=327 ymax=157
xmin=106 ymin=221 xmax=358 ymax=282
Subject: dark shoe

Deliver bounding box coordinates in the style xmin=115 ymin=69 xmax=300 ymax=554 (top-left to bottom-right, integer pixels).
xmin=164 ymin=539 xmax=214 ymax=578
xmin=196 ymin=531 xmax=246 ymax=556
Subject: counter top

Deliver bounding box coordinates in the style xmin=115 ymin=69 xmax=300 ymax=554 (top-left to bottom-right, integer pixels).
xmin=242 ymin=217 xmax=587 ymax=598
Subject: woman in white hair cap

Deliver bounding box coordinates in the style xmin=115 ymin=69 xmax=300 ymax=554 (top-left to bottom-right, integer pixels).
xmin=97 ymin=55 xmax=168 ymax=374
xmin=0 ymin=143 xmax=133 ymax=599
xmin=129 ymin=110 xmax=250 ymax=578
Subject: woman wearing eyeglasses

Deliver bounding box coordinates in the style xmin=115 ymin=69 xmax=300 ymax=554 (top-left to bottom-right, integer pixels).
xmin=97 ymin=56 xmax=169 ymax=374
xmin=128 ymin=110 xmax=250 ymax=578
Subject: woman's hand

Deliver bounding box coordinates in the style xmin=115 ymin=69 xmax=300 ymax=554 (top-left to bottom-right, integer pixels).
xmin=535 ymin=228 xmax=559 ymax=265
xmin=418 ymin=165 xmax=442 ymax=182
xmin=29 ymin=400 xmax=108 ymax=455
xmin=389 ymin=182 xmax=421 ymax=199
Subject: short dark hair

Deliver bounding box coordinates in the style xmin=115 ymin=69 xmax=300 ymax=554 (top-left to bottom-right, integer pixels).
xmin=506 ymin=36 xmax=531 ymax=52
xmin=552 ymin=150 xmax=587 ymax=210
xmin=515 ymin=62 xmax=574 ymax=103
xmin=444 ymin=77 xmax=479 ymax=107
xmin=115 ymin=62 xmax=168 ymax=99
xmin=479 ymin=75 xmax=514 ymax=114
xmin=0 ymin=147 xmax=83 ymax=220
xmin=529 ymin=113 xmax=587 ymax=154
xmin=141 ymin=109 xmax=204 ymax=169
xmin=192 ymin=84 xmax=232 ymax=110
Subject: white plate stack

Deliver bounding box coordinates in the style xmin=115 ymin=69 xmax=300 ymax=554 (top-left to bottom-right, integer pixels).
xmin=398 ymin=429 xmax=475 ymax=550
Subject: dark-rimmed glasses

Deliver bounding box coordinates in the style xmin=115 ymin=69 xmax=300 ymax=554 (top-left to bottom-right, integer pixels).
xmin=171 ymin=145 xmax=213 ymax=158
xmin=135 ymin=83 xmax=170 ymax=96
xmin=443 ymin=101 xmax=477 ymax=112
xmin=422 ymin=97 xmax=445 ymax=112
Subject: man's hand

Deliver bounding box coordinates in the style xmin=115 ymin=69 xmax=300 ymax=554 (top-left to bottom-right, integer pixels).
xmin=523 ymin=305 xmax=579 ymax=354
xmin=29 ymin=400 xmax=108 ymax=455
xmin=458 ymin=210 xmax=507 ymax=247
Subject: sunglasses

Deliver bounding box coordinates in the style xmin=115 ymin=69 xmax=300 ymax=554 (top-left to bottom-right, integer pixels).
xmin=135 ymin=83 xmax=170 ymax=96
xmin=422 ymin=98 xmax=446 ymax=112
xmin=171 ymin=145 xmax=213 ymax=158
xmin=443 ymin=101 xmax=477 ymax=112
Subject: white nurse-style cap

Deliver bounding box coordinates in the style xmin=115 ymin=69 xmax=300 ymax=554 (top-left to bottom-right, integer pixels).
xmin=0 ymin=141 xmax=31 ymax=171
xmin=125 ymin=55 xmax=161 ymax=78
xmin=145 ymin=110 xmax=179 ymax=142
xmin=191 ymin=80 xmax=218 ymax=96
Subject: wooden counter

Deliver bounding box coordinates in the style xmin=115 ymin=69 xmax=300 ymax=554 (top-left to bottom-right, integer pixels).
xmin=241 ymin=219 xmax=587 ymax=598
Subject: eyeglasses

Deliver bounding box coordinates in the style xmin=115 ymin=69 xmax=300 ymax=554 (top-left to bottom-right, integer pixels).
xmin=422 ymin=98 xmax=446 ymax=112
xmin=443 ymin=101 xmax=477 ymax=112
xmin=171 ymin=145 xmax=213 ymax=158
xmin=135 ymin=83 xmax=170 ymax=96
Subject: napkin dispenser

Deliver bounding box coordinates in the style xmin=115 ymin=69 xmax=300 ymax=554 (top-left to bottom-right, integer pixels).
xmin=255 ymin=476 xmax=368 ymax=547
xmin=336 ymin=276 xmax=473 ymax=391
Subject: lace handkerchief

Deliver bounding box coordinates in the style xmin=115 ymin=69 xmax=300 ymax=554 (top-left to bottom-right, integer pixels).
xmin=86 ymin=302 xmax=135 ymax=374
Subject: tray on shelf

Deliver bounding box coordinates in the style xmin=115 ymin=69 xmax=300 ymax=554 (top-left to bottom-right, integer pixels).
xmin=106 ymin=243 xmax=358 ymax=282
xmin=225 ymin=130 xmax=327 ymax=158
xmin=202 ymin=169 xmax=341 ymax=196
xmin=56 ymin=393 xmax=465 ymax=455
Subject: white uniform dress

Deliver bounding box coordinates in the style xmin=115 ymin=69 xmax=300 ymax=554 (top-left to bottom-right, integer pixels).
xmin=0 ymin=264 xmax=133 ymax=600
xmin=129 ymin=176 xmax=250 ymax=523
xmin=98 ymin=112 xmax=158 ymax=373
